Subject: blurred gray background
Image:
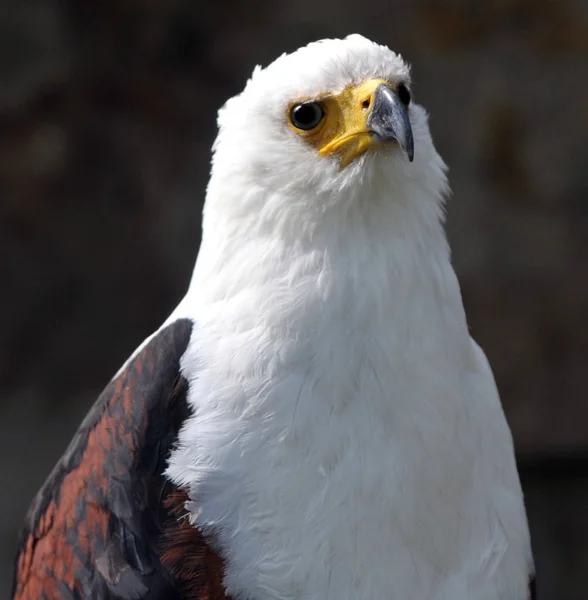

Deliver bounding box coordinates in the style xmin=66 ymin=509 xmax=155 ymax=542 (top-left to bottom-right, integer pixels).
xmin=1 ymin=0 xmax=587 ymax=598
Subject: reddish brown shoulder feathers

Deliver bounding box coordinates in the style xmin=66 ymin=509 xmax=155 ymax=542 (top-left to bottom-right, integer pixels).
xmin=12 ymin=318 xmax=229 ymax=600
xmin=161 ymin=489 xmax=228 ymax=600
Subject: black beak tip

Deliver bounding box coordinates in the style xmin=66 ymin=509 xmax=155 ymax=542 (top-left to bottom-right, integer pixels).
xmin=366 ymin=84 xmax=415 ymax=164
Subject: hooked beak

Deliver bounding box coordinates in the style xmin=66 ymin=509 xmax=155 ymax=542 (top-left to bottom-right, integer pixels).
xmin=366 ymin=84 xmax=414 ymax=162
xmin=315 ymin=79 xmax=415 ymax=168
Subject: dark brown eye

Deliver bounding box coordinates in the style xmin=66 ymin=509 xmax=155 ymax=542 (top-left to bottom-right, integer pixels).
xmin=397 ymin=83 xmax=411 ymax=107
xmin=290 ymin=102 xmax=325 ymax=130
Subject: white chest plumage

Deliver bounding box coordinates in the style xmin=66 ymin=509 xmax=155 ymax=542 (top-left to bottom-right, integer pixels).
xmin=166 ymin=229 xmax=532 ymax=600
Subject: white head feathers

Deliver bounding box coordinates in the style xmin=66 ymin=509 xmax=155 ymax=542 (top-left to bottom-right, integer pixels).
xmin=201 ymin=34 xmax=448 ymax=249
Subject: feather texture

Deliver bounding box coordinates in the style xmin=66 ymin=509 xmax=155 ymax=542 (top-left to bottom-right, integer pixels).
xmin=12 ymin=319 xmax=226 ymax=600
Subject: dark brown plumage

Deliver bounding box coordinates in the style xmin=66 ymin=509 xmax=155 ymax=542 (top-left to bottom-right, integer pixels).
xmin=11 ymin=318 xmax=227 ymax=600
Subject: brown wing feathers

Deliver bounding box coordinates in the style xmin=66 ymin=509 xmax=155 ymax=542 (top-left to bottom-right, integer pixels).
xmin=11 ymin=318 xmax=227 ymax=600
xmin=161 ymin=489 xmax=227 ymax=600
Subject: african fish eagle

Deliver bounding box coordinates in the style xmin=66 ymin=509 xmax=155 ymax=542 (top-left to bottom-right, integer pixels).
xmin=12 ymin=34 xmax=536 ymax=600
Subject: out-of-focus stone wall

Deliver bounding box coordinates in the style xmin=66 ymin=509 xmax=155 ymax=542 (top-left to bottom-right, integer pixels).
xmin=1 ymin=0 xmax=586 ymax=597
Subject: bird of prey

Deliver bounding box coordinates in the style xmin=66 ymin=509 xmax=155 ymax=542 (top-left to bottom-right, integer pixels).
xmin=12 ymin=34 xmax=535 ymax=600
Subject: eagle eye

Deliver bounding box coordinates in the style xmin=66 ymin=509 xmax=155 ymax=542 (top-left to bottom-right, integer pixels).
xmin=290 ymin=102 xmax=325 ymax=131
xmin=397 ymin=83 xmax=411 ymax=107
